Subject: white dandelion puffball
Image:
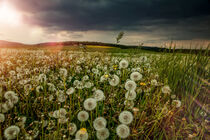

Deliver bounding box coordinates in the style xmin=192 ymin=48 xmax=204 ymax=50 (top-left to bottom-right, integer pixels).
xmin=75 ymin=129 xmax=88 ymax=140
xmin=68 ymin=123 xmax=77 ymax=135
xmin=58 ymin=108 xmax=67 ymax=118
xmin=125 ymin=80 xmax=136 ymax=91
xmin=59 ymin=68 xmax=68 ymax=77
xmin=109 ymin=74 xmax=120 ymax=86
xmin=171 ymin=94 xmax=176 ymax=99
xmin=172 ymin=100 xmax=182 ymax=108
xmin=77 ymin=111 xmax=89 ymax=122
xmin=84 ymin=98 xmax=97 ymax=111
xmin=0 ymin=113 xmax=5 ymax=122
xmin=57 ymin=93 xmax=66 ymax=103
xmin=4 ymin=91 xmax=17 ymax=100
xmin=4 ymin=125 xmax=20 ymax=140
xmin=9 ymin=95 xmax=19 ymax=104
xmin=119 ymin=111 xmax=134 ymax=125
xmin=116 ymin=124 xmax=130 ymax=139
xmin=119 ymin=59 xmax=129 ymax=69
xmin=94 ymin=90 xmax=105 ymax=101
xmin=96 ymin=128 xmax=110 ymax=140
xmin=130 ymin=72 xmax=142 ymax=81
xmin=151 ymin=79 xmax=158 ymax=86
xmin=139 ymin=56 xmax=148 ymax=63
xmin=93 ymin=117 xmax=107 ymax=130
xmin=66 ymin=87 xmax=75 ymax=95
xmin=125 ymin=90 xmax=136 ymax=100
xmin=124 ymin=100 xmax=134 ymax=109
xmin=161 ymin=85 xmax=171 ymax=94
xmin=58 ymin=116 xmax=68 ymax=124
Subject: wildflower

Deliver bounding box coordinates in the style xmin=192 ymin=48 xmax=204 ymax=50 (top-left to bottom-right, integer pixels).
xmin=124 ymin=100 xmax=134 ymax=109
xmin=93 ymin=117 xmax=107 ymax=130
xmin=104 ymin=74 xmax=109 ymax=78
xmin=57 ymin=108 xmax=67 ymax=117
xmin=36 ymin=86 xmax=43 ymax=93
xmin=58 ymin=117 xmax=68 ymax=124
xmin=59 ymin=68 xmax=68 ymax=78
xmin=130 ymin=72 xmax=142 ymax=81
xmin=139 ymin=56 xmax=148 ymax=63
xmin=96 ymin=128 xmax=110 ymax=140
xmin=125 ymin=80 xmax=136 ymax=91
xmin=151 ymin=79 xmax=158 ymax=86
xmin=119 ymin=59 xmax=129 ymax=69
xmin=66 ymin=87 xmax=75 ymax=95
xmin=38 ymin=74 xmax=47 ymax=83
xmin=172 ymin=100 xmax=181 ymax=108
xmin=161 ymin=85 xmax=171 ymax=94
xmin=140 ymin=82 xmax=146 ymax=86
xmin=4 ymin=91 xmax=17 ymax=100
xmin=119 ymin=111 xmax=133 ymax=125
xmin=84 ymin=98 xmax=97 ymax=111
xmin=0 ymin=113 xmax=5 ymax=122
xmin=125 ymin=90 xmax=136 ymax=100
xmin=77 ymin=111 xmax=89 ymax=122
xmin=75 ymin=128 xmax=88 ymax=140
xmin=68 ymin=123 xmax=77 ymax=135
xmin=82 ymin=75 xmax=89 ymax=81
xmin=4 ymin=125 xmax=20 ymax=140
xmin=162 ymin=106 xmax=168 ymax=114
xmin=57 ymin=93 xmax=66 ymax=103
xmin=94 ymin=90 xmax=105 ymax=101
xmin=116 ymin=124 xmax=130 ymax=139
xmin=171 ymin=94 xmax=176 ymax=99
xmin=109 ymin=74 xmax=120 ymax=86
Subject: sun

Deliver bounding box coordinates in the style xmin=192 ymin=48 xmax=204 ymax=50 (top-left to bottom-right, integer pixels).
xmin=0 ymin=1 xmax=22 ymax=26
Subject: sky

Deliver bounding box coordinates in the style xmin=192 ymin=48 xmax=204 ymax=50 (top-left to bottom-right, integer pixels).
xmin=0 ymin=0 xmax=210 ymax=48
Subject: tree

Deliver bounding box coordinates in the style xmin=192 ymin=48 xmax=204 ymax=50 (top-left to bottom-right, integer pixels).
xmin=116 ymin=32 xmax=124 ymax=44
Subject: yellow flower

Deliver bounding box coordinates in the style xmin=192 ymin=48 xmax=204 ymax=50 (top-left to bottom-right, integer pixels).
xmin=80 ymin=128 xmax=87 ymax=134
xmin=104 ymin=74 xmax=109 ymax=78
xmin=31 ymin=88 xmax=34 ymax=91
xmin=140 ymin=82 xmax=146 ymax=86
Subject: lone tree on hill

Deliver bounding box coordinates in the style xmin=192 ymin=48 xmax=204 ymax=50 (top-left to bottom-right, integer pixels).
xmin=116 ymin=31 xmax=124 ymax=44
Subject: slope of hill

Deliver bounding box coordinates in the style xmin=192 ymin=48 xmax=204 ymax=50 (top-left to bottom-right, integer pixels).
xmin=0 ymin=40 xmax=26 ymax=47
xmin=0 ymin=40 xmax=209 ymax=54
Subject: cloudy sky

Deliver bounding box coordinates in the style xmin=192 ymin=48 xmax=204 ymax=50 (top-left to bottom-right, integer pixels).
xmin=0 ymin=0 xmax=210 ymax=47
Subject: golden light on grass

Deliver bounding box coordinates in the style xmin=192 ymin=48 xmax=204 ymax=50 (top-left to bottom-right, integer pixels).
xmin=0 ymin=1 xmax=22 ymax=26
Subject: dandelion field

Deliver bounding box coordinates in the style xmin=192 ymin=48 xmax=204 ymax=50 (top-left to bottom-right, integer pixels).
xmin=0 ymin=48 xmax=209 ymax=140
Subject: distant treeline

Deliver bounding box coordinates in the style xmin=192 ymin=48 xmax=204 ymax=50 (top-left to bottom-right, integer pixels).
xmin=0 ymin=40 xmax=209 ymax=55
xmin=37 ymin=41 xmax=209 ymax=55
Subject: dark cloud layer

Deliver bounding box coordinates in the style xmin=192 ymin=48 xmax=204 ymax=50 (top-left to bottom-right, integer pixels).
xmin=10 ymin=0 xmax=210 ymax=40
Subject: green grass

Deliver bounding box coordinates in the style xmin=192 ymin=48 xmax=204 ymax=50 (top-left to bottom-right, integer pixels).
xmin=0 ymin=47 xmax=209 ymax=139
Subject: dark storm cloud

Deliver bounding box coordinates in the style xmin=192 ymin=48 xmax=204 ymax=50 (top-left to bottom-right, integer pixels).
xmin=11 ymin=0 xmax=210 ymax=39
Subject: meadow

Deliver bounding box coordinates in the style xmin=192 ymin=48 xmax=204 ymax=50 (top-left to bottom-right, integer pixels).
xmin=0 ymin=46 xmax=209 ymax=140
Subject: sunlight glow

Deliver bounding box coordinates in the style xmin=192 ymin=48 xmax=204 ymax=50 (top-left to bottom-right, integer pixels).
xmin=0 ymin=1 xmax=22 ymax=26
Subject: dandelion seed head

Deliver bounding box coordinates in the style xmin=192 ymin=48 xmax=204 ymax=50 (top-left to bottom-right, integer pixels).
xmin=77 ymin=111 xmax=89 ymax=122
xmin=116 ymin=124 xmax=130 ymax=139
xmin=96 ymin=128 xmax=110 ymax=140
xmin=125 ymin=80 xmax=136 ymax=91
xmin=125 ymin=90 xmax=136 ymax=100
xmin=162 ymin=85 xmax=171 ymax=94
xmin=0 ymin=113 xmax=5 ymax=122
xmin=119 ymin=111 xmax=133 ymax=125
xmin=84 ymin=98 xmax=97 ymax=111
xmin=93 ymin=117 xmax=107 ymax=130
xmin=68 ymin=123 xmax=77 ymax=135
xmin=130 ymin=72 xmax=142 ymax=81
xmin=4 ymin=125 xmax=20 ymax=140
xmin=119 ymin=59 xmax=129 ymax=69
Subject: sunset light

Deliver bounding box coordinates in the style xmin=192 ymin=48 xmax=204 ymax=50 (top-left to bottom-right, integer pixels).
xmin=0 ymin=1 xmax=21 ymax=26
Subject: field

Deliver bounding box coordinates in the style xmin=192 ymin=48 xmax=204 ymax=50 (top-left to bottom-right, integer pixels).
xmin=0 ymin=47 xmax=209 ymax=140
